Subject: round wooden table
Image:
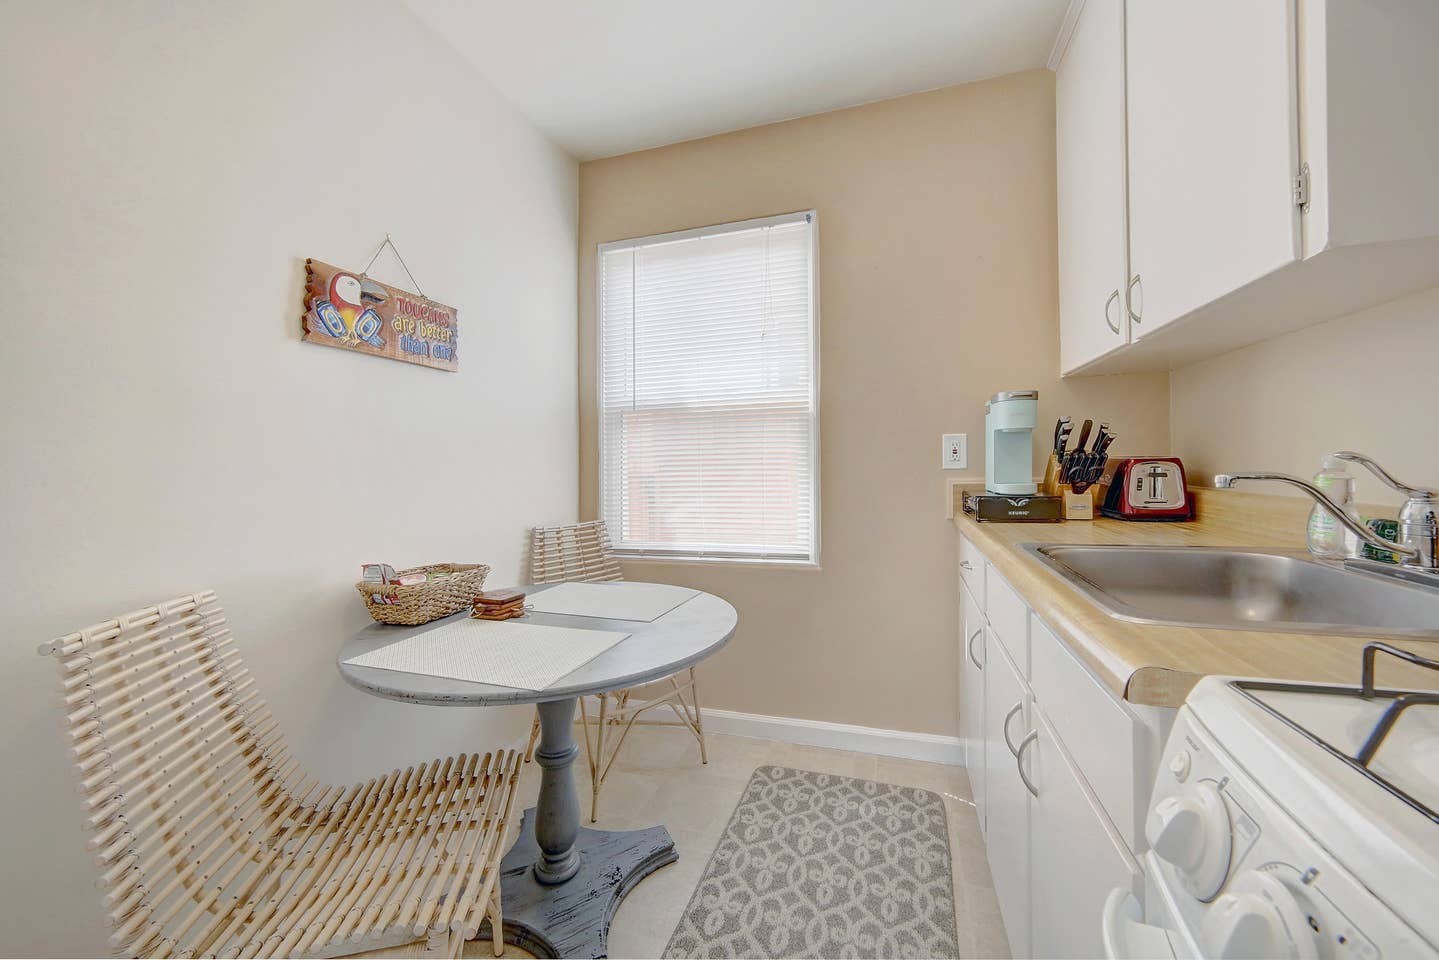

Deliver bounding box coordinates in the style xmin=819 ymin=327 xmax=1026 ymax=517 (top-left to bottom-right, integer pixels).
xmin=338 ymin=583 xmax=736 ymax=958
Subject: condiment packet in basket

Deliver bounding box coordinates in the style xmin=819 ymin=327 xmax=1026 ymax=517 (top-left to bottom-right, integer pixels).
xmin=362 ymin=563 xmax=398 ymax=583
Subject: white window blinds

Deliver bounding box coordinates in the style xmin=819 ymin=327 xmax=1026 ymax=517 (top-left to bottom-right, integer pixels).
xmin=598 ymin=211 xmax=819 ymax=563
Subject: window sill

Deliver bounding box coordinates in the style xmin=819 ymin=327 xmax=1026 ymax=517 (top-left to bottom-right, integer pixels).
xmin=613 ymin=553 xmax=821 ymax=571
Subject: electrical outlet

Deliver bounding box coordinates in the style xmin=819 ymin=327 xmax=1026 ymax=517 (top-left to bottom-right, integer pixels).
xmin=942 ymin=433 xmax=967 ymax=470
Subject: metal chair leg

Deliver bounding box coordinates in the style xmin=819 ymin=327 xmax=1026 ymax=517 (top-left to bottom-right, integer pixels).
xmin=590 ymin=694 xmax=608 ymax=823
xmin=690 ymin=667 xmax=708 ymax=764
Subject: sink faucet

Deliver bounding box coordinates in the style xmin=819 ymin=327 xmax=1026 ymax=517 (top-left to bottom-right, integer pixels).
xmin=1215 ymin=451 xmax=1439 ymax=571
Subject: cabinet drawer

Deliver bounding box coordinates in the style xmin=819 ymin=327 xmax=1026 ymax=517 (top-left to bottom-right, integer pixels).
xmin=958 ymin=534 xmax=985 ymax=609
xmin=985 ymin=569 xmax=1028 ymax=676
xmin=1029 ymin=614 xmax=1138 ymax=846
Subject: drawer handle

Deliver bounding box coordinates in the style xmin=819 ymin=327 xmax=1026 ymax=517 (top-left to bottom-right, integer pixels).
xmin=1002 ymin=700 xmax=1023 ymax=757
xmin=1104 ymin=288 xmax=1120 ymax=334
xmin=1016 ymin=729 xmax=1039 ymax=798
xmin=960 ymin=560 xmax=975 ymax=571
xmin=967 ymin=628 xmax=984 ymax=670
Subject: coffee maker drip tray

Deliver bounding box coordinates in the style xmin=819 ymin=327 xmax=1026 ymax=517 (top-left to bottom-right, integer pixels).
xmin=963 ymin=492 xmax=1063 ymax=523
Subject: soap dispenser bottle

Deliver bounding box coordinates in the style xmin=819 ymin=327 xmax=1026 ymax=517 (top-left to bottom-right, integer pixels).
xmin=1306 ymin=455 xmax=1357 ymax=559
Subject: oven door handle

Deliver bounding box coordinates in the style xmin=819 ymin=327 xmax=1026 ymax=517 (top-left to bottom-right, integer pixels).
xmin=1101 ymin=888 xmax=1177 ymax=960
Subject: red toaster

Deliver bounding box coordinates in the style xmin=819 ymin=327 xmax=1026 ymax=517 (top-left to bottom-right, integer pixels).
xmin=1100 ymin=457 xmax=1194 ymax=521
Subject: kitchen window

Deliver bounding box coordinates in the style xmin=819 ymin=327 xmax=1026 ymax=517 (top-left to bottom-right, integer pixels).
xmin=597 ymin=210 xmax=819 ymax=564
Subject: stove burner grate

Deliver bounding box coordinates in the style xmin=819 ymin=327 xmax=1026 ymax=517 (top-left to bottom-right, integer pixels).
xmin=1231 ymin=642 xmax=1439 ymax=826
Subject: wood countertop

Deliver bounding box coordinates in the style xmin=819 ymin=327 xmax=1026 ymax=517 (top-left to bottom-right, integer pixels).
xmin=952 ymin=486 xmax=1439 ymax=708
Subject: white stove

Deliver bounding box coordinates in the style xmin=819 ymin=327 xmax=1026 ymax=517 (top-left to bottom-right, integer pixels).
xmin=1103 ymin=643 xmax=1439 ymax=960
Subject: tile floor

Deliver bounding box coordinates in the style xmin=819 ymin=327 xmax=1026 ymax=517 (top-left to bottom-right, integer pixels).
xmin=371 ymin=726 xmax=1010 ymax=959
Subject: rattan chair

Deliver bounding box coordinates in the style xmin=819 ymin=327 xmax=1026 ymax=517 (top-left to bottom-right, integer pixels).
xmin=38 ymin=590 xmax=521 ymax=959
xmin=524 ymin=521 xmax=708 ymax=822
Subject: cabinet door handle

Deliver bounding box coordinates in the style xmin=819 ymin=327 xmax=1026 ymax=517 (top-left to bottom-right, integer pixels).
xmin=959 ymin=560 xmax=974 ymax=571
xmin=1126 ymin=274 xmax=1143 ymax=324
xmin=1016 ymin=729 xmax=1039 ymax=797
xmin=1104 ymin=288 xmax=1121 ymax=334
xmin=967 ymin=628 xmax=984 ymax=670
xmin=1002 ymin=700 xmax=1023 ymax=757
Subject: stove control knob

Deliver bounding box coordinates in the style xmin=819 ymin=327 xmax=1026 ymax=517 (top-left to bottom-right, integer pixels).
xmin=1200 ymin=870 xmax=1319 ymax=960
xmin=1146 ymin=780 xmax=1231 ymax=901
xmin=1169 ymin=750 xmax=1192 ymax=782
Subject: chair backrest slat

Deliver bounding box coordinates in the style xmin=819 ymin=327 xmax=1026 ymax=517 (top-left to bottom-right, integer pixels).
xmin=530 ymin=519 xmax=623 ymax=584
xmin=77 ymin=685 xmax=265 ymax=798
xmin=71 ymin=653 xmax=240 ymax=758
xmin=66 ymin=625 xmax=232 ymax=705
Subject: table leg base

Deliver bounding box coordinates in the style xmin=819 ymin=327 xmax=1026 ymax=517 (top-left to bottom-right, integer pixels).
xmin=486 ymin=807 xmax=678 ymax=959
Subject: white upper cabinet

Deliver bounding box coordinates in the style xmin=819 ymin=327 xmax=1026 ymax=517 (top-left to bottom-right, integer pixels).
xmin=1124 ymin=0 xmax=1300 ymax=337
xmin=1056 ymin=0 xmax=1129 ymax=373
xmin=1299 ymin=0 xmax=1439 ymax=253
xmin=1057 ymin=0 xmax=1439 ymax=375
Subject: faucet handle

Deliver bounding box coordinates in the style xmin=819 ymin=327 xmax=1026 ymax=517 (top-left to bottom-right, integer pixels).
xmin=1330 ymin=451 xmax=1437 ymax=500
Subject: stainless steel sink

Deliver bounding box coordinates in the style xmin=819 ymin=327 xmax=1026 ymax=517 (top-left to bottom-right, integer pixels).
xmin=1024 ymin=544 xmax=1439 ymax=639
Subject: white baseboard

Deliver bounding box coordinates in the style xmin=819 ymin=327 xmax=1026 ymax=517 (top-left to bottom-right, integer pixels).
xmin=701 ymin=707 xmax=964 ymax=766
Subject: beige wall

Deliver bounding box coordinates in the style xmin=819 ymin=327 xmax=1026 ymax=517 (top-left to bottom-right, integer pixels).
xmin=1172 ymin=285 xmax=1439 ymax=495
xmin=578 ymin=71 xmax=1170 ymax=737
xmin=0 ymin=2 xmax=576 ymax=955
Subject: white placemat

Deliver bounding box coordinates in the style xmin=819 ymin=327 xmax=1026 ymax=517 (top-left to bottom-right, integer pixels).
xmin=342 ymin=618 xmax=631 ymax=691
xmin=526 ymin=581 xmax=700 ymax=622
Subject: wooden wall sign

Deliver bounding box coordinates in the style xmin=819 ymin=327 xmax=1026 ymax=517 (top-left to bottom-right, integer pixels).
xmin=301 ymin=258 xmax=458 ymax=371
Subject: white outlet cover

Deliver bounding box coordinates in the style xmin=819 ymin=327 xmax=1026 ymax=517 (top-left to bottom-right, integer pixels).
xmin=942 ymin=433 xmax=967 ymax=469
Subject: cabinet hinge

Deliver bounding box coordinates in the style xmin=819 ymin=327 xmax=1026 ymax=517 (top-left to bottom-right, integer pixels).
xmin=1292 ymin=163 xmax=1310 ymax=212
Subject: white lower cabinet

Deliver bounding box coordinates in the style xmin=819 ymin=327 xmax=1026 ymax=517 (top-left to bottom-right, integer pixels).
xmin=959 ymin=545 xmax=1161 ymax=958
xmin=959 ymin=582 xmax=986 ymax=835
xmin=983 ymin=635 xmax=1033 ymax=960
xmin=1030 ymin=708 xmax=1144 ymax=960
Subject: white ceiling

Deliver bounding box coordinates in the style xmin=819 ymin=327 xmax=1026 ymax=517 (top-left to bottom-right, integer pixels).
xmin=404 ymin=0 xmax=1071 ymax=160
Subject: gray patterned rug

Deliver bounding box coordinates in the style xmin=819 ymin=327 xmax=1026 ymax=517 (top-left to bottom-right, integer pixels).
xmin=663 ymin=765 xmax=959 ymax=959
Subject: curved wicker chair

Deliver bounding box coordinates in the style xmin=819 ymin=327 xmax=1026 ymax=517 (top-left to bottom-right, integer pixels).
xmin=38 ymin=590 xmax=520 ymax=959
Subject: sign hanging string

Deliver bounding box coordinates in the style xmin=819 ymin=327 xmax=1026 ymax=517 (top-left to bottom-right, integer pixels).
xmin=361 ymin=234 xmax=428 ymax=299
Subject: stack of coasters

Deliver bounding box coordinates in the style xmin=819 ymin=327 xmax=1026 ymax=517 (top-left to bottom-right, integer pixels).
xmin=470 ymin=588 xmax=526 ymax=621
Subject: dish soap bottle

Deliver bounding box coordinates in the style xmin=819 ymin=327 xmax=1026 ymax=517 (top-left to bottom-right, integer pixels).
xmin=1306 ymin=455 xmax=1356 ymax=559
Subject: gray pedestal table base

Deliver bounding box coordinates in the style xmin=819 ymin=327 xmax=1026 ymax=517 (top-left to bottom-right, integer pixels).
xmin=485 ymin=807 xmax=677 ymax=958
xmin=479 ymin=696 xmax=677 ymax=958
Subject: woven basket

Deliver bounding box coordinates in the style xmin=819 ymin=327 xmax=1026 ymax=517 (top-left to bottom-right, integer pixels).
xmin=355 ymin=563 xmax=491 ymax=626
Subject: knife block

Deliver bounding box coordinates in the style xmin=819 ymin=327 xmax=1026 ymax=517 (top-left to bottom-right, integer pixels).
xmin=1043 ymin=454 xmax=1100 ymax=519
xmin=1062 ymin=488 xmax=1095 ymax=520
xmin=1041 ymin=454 xmax=1063 ymax=496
